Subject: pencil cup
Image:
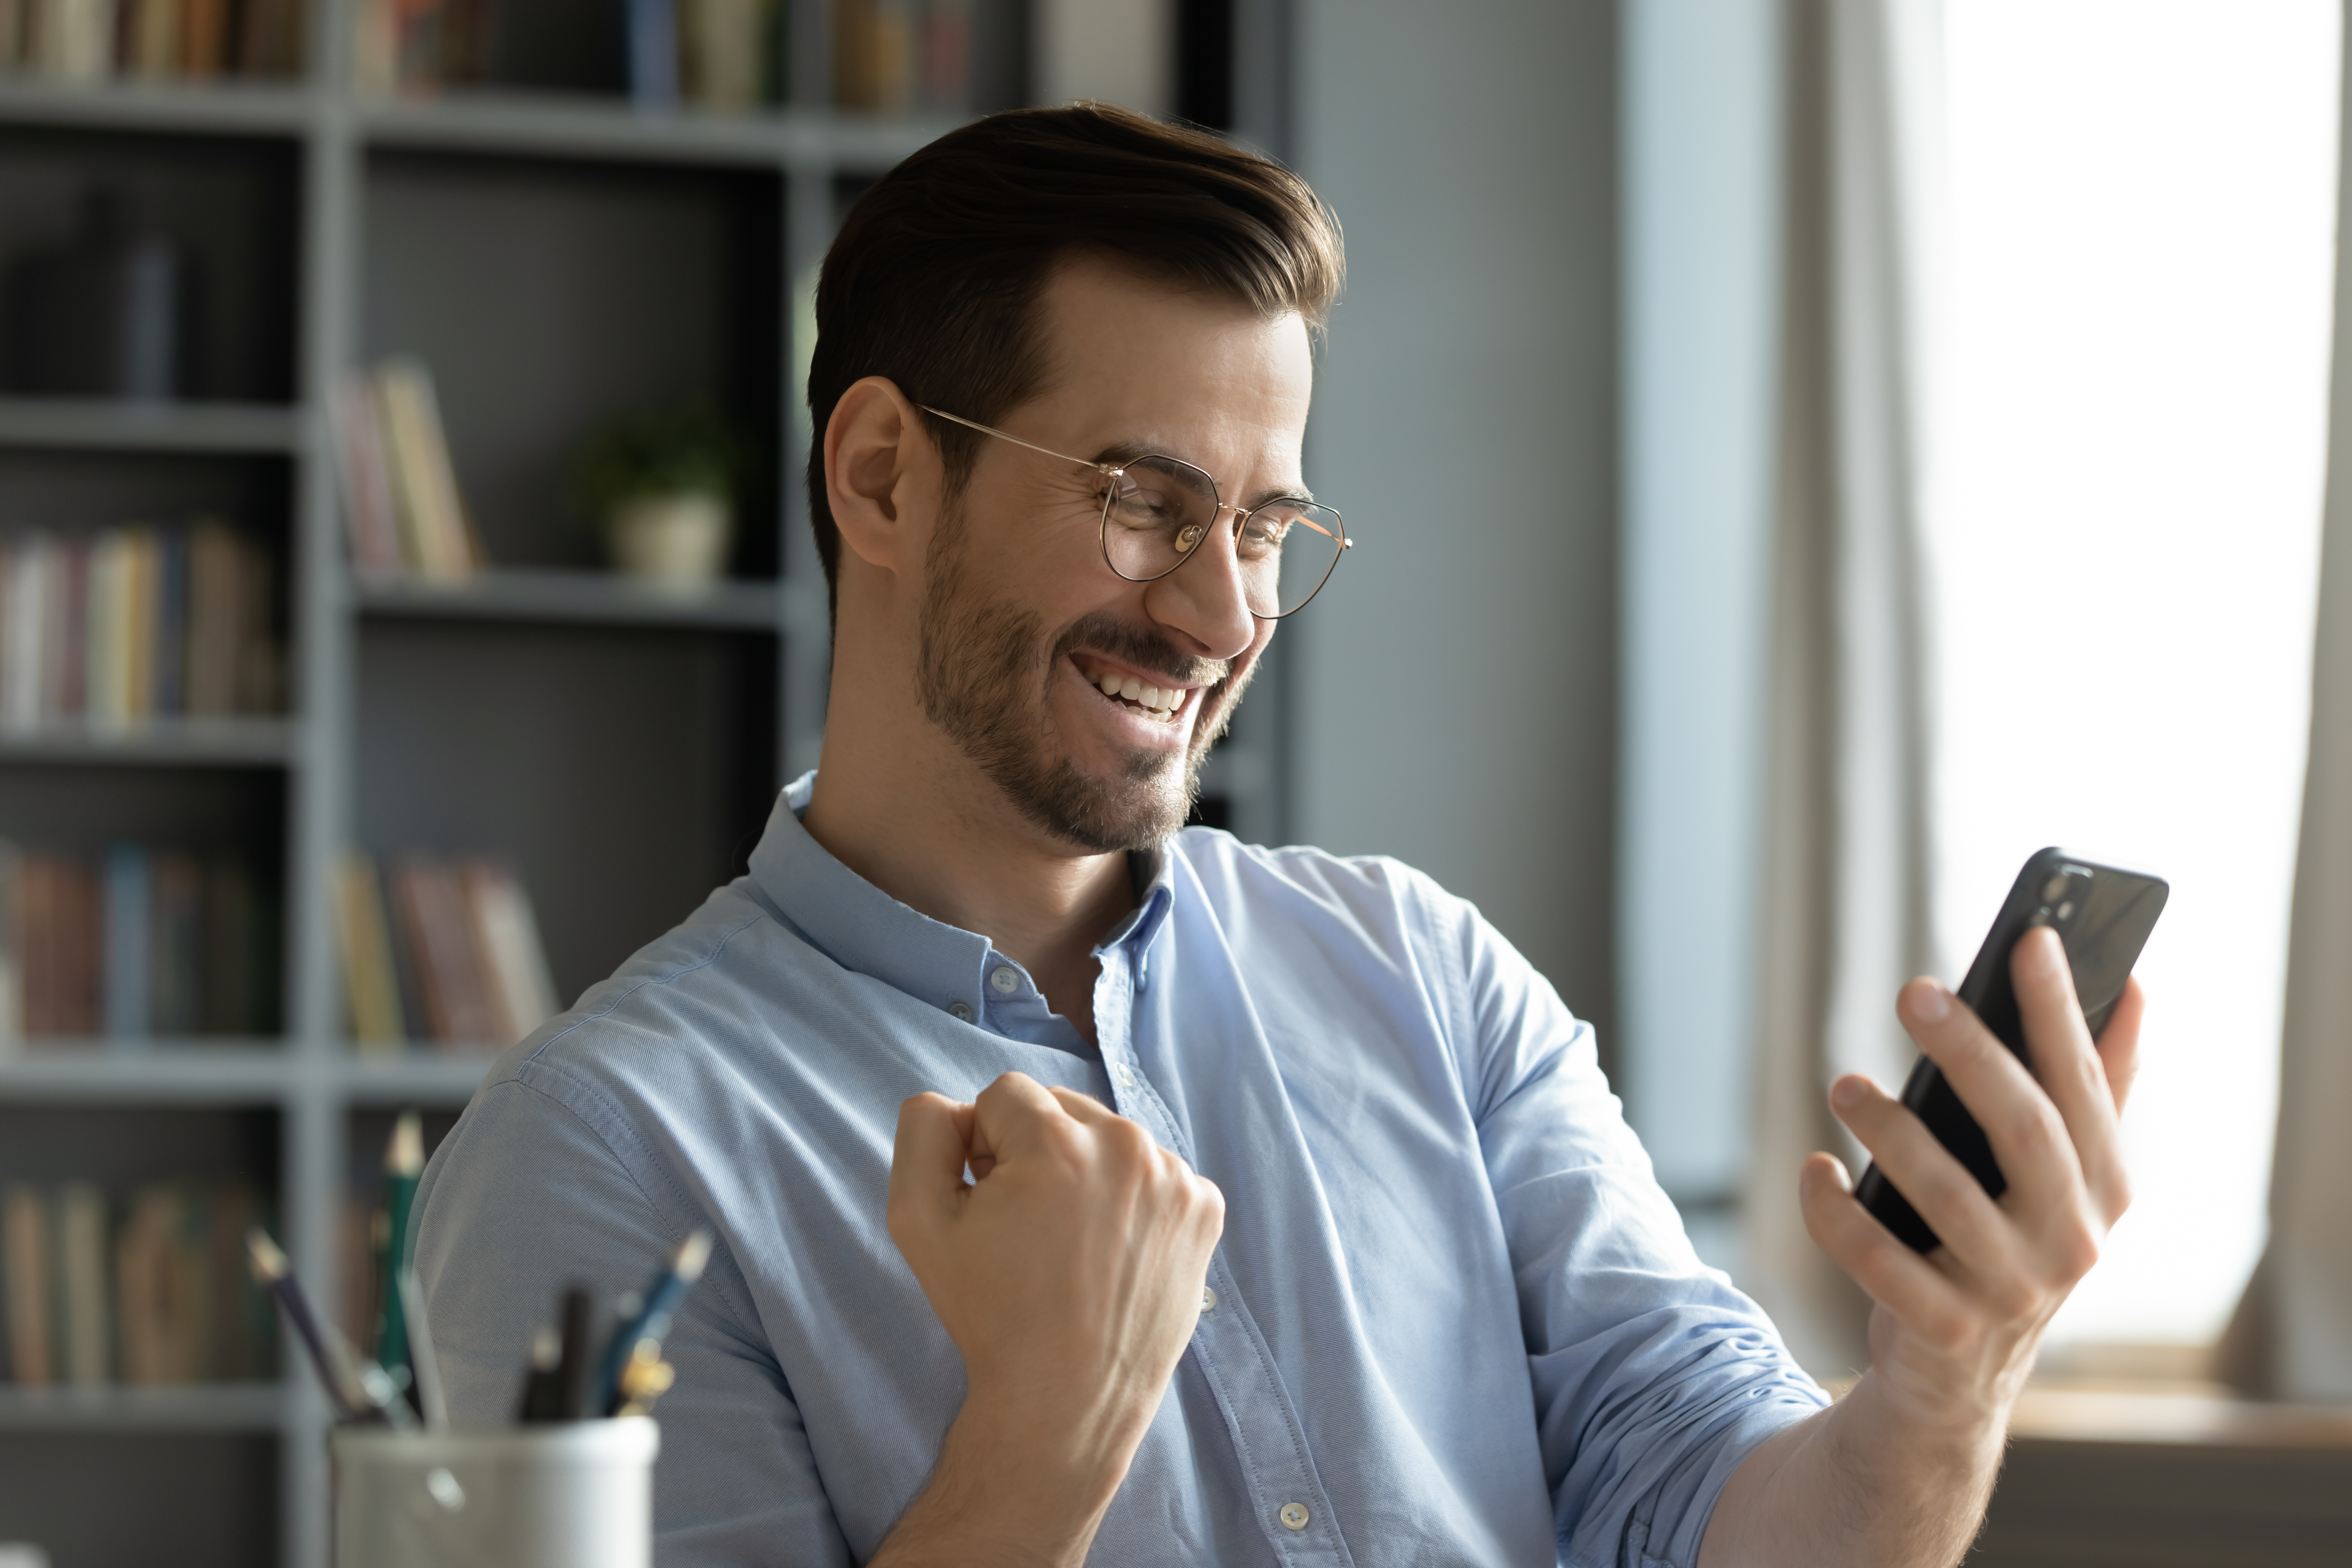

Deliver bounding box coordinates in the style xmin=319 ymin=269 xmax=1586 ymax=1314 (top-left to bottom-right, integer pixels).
xmin=329 ymin=1418 xmax=659 ymax=1568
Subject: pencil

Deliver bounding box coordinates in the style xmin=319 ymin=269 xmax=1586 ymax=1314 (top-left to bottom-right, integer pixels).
xmin=376 ymin=1112 xmax=426 ymax=1408
xmin=246 ymin=1227 xmax=366 ymax=1419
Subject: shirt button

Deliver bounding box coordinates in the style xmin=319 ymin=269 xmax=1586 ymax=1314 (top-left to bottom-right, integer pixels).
xmin=989 ymin=967 xmax=1018 ymax=995
xmin=1114 ymin=1063 xmax=1136 ymax=1087
xmin=1200 ymin=1286 xmax=1217 ymax=1313
xmin=947 ymin=1000 xmax=973 ymax=1022
xmin=1279 ymin=1502 xmax=1310 ymax=1532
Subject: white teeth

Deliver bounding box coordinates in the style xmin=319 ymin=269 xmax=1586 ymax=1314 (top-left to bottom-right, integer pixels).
xmin=1140 ymin=684 xmax=1161 ymax=708
xmin=1119 ymin=675 xmax=1143 ymax=701
xmin=1097 ymin=670 xmax=1121 ymax=696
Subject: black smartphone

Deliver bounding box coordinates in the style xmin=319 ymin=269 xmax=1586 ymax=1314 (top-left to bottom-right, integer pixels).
xmin=1855 ymin=847 xmax=2168 ymax=1253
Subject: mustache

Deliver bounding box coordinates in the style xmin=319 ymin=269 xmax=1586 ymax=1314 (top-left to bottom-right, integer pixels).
xmin=1051 ymin=610 xmax=1232 ymax=690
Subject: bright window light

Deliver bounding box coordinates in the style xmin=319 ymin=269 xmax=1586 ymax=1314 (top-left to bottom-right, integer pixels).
xmin=1936 ymin=1 xmax=2338 ymax=1345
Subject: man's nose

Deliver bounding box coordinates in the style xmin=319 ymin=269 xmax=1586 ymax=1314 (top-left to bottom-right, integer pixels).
xmin=1143 ymin=514 xmax=1256 ymax=661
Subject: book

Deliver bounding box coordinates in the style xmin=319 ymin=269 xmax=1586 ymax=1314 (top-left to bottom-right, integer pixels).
xmin=0 ymin=1184 xmax=50 ymax=1386
xmin=629 ymin=0 xmax=680 ymax=105
xmin=149 ymin=852 xmax=202 ymax=1036
xmin=181 ymin=0 xmax=228 ymax=74
xmin=31 ymin=0 xmax=117 ymax=82
xmin=21 ymin=852 xmax=101 ymax=1038
xmin=123 ymin=0 xmax=179 ymax=77
xmin=340 ymin=850 xmax=559 ymax=1048
xmin=0 ymin=520 xmax=281 ymax=731
xmin=835 ymin=0 xmax=968 ymax=114
xmin=332 ymin=376 xmax=405 ymax=576
xmin=371 ymin=358 xmax=485 ymax=582
xmin=56 ymin=1182 xmax=109 ymax=1386
xmin=683 ymin=0 xmax=771 ymax=111
xmin=235 ymin=0 xmax=305 ymax=76
xmin=333 ymin=851 xmax=407 ymax=1049
xmin=102 ymin=844 xmax=150 ymax=1040
xmin=465 ymin=861 xmax=560 ymax=1045
xmin=0 ymin=842 xmax=19 ymax=1054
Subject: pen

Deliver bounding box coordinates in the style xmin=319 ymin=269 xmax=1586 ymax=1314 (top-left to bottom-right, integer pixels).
xmin=516 ymin=1285 xmax=594 ymax=1424
xmin=593 ymin=1229 xmax=712 ymax=1417
xmin=246 ymin=1227 xmax=414 ymax=1428
xmin=375 ymin=1111 xmax=425 ymax=1409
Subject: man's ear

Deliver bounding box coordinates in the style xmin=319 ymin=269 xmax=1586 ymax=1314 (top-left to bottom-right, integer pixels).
xmin=824 ymin=376 xmax=936 ymax=573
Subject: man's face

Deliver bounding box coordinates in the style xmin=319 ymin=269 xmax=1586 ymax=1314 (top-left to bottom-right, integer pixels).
xmin=915 ymin=255 xmax=1314 ymax=853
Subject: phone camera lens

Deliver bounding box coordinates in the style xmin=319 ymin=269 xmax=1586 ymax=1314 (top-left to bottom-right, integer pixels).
xmin=2041 ymin=873 xmax=2070 ymax=902
xmin=2056 ymin=899 xmax=2075 ymax=920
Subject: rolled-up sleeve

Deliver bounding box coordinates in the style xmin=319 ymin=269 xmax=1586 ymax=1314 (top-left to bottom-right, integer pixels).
xmin=1428 ymin=887 xmax=1830 ymax=1568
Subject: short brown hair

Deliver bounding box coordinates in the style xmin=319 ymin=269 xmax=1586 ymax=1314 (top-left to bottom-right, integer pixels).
xmin=805 ymin=103 xmax=1344 ymax=625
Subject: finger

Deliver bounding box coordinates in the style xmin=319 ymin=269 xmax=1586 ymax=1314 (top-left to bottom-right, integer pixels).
xmin=969 ymin=1071 xmax=1078 ymax=1161
xmin=1897 ymin=978 xmax=2085 ymax=1224
xmin=2095 ymin=976 xmax=2147 ymax=1117
xmin=1045 ymin=1083 xmax=1125 ymax=1127
xmin=887 ymin=1093 xmax=976 ymax=1242
xmin=1800 ymin=1153 xmax=1970 ymax=1334
xmin=1827 ymin=1073 xmax=2016 ymax=1277
xmin=2008 ymin=928 xmax=2128 ymax=1225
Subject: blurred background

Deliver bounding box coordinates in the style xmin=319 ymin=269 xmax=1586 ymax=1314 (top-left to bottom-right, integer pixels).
xmin=0 ymin=0 xmax=2348 ymax=1564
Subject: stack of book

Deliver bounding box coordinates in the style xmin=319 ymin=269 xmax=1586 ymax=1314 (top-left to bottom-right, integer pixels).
xmin=0 ymin=842 xmax=275 ymax=1044
xmin=0 ymin=0 xmax=304 ymax=82
xmin=352 ymin=0 xmax=787 ymax=112
xmin=835 ymin=0 xmax=971 ymax=115
xmin=0 ymin=520 xmax=283 ymax=733
xmin=0 ymin=1178 xmax=276 ymax=1387
xmin=333 ymin=851 xmax=560 ymax=1051
xmin=331 ymin=358 xmax=485 ymax=583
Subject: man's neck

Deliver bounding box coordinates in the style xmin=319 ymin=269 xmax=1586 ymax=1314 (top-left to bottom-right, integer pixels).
xmin=801 ymin=707 xmax=1136 ymax=1049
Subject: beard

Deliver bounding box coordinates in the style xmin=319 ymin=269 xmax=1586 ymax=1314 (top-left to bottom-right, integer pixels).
xmin=915 ymin=514 xmax=1252 ymax=854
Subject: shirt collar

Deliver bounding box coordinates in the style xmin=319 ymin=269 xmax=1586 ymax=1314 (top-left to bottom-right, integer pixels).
xmin=750 ymin=773 xmax=1177 ymax=1010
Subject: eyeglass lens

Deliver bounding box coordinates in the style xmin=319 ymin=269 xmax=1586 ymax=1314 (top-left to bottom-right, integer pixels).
xmin=1101 ymin=456 xmax=1346 ymax=618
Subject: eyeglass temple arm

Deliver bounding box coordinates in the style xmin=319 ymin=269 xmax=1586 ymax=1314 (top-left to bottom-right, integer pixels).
xmin=917 ymin=405 xmax=1115 ymax=474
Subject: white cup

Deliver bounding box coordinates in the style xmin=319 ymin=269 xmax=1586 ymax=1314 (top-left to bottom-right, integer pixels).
xmin=330 ymin=1418 xmax=659 ymax=1568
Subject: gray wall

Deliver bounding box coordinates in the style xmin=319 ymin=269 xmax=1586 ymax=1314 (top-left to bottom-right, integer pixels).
xmin=1291 ymin=0 xmax=1621 ymax=1052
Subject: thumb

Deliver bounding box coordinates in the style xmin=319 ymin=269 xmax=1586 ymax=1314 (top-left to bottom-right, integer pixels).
xmin=887 ymin=1092 xmax=975 ymax=1248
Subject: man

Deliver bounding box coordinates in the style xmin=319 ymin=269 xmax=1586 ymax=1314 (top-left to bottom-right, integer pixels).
xmin=417 ymin=105 xmax=2144 ymax=1567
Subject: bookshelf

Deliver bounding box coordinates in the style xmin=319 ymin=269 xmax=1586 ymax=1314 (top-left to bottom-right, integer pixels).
xmin=0 ymin=3 xmax=1290 ymax=1564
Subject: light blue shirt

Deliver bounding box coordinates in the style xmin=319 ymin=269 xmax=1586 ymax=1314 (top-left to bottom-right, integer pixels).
xmin=415 ymin=775 xmax=1827 ymax=1566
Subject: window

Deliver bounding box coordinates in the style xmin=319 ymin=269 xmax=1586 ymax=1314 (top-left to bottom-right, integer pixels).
xmin=1936 ymin=0 xmax=2339 ymax=1345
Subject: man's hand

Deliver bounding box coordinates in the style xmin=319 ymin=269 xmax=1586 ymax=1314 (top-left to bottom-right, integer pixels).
xmin=872 ymin=1071 xmax=1225 ymax=1568
xmin=1702 ymin=926 xmax=2147 ymax=1567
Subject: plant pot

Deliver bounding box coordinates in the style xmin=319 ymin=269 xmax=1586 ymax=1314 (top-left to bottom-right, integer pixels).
xmin=608 ymin=493 xmax=733 ymax=587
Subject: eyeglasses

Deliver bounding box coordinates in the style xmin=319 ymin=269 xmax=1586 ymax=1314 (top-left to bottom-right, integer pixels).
xmin=918 ymin=406 xmax=1350 ymax=620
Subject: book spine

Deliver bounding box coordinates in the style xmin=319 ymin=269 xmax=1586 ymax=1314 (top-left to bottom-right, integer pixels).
xmin=628 ymin=0 xmax=680 ymax=106
xmin=0 ymin=840 xmax=19 ymax=1051
xmin=122 ymin=526 xmax=158 ymax=723
xmin=150 ymin=852 xmax=201 ymax=1036
xmin=463 ymin=861 xmax=560 ymax=1044
xmin=331 ymin=377 xmax=405 ymax=576
xmin=56 ymin=1182 xmax=109 ymax=1387
xmin=375 ymin=361 xmax=479 ymax=581
xmin=181 ymin=0 xmax=225 ymax=74
xmin=52 ymin=538 xmax=86 ymax=720
xmin=1 ymin=1183 xmax=52 ymax=1385
xmin=334 ymin=851 xmax=407 ymax=1048
xmin=103 ymin=842 xmax=150 ymax=1040
xmin=155 ymin=524 xmax=188 ymax=719
xmin=0 ymin=534 xmax=42 ymax=728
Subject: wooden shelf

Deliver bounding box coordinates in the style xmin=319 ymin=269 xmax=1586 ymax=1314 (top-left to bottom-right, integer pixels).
xmin=353 ymin=565 xmax=781 ymax=632
xmin=0 ymin=1382 xmax=289 ymax=1431
xmin=0 ymin=397 xmax=303 ymax=455
xmin=0 ymin=717 xmax=298 ymax=766
xmin=0 ymin=77 xmax=312 ymax=136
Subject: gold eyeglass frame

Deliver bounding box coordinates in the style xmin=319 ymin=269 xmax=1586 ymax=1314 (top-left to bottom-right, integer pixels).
xmin=917 ymin=405 xmax=1350 ymax=621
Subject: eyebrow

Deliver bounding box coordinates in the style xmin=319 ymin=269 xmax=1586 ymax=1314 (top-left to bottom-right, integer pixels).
xmin=1089 ymin=440 xmax=1316 ymax=509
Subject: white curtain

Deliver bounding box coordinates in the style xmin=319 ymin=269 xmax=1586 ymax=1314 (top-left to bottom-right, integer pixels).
xmin=1743 ymin=0 xmax=1944 ymax=1378
xmin=2222 ymin=5 xmax=2352 ymax=1400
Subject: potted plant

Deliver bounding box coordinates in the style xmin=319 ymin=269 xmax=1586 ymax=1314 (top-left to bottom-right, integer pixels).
xmin=574 ymin=404 xmax=741 ymax=588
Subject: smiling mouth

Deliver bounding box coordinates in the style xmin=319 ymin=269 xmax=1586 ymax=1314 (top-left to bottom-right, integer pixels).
xmin=1072 ymin=654 xmax=1196 ymax=724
